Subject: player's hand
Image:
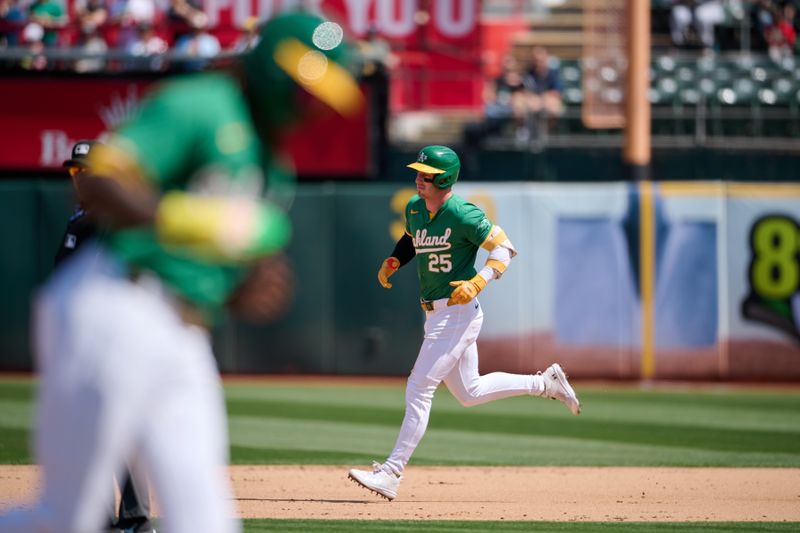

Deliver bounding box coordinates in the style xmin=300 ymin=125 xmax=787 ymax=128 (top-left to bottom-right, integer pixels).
xmin=226 ymin=253 xmax=295 ymax=322
xmin=447 ymin=275 xmax=487 ymax=306
xmin=377 ymin=257 xmax=400 ymax=288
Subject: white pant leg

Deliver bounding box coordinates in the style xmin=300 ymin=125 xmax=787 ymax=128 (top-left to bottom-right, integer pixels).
xmin=141 ymin=324 xmax=239 ymax=533
xmin=25 ymin=247 xmax=144 ymax=533
xmin=0 ymin=244 xmax=240 ymax=533
xmin=442 ymin=340 xmax=543 ymax=407
xmin=384 ymin=300 xmax=483 ymax=475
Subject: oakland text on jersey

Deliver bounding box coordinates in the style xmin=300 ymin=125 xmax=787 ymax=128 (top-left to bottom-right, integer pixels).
xmin=413 ymin=228 xmax=453 ymax=253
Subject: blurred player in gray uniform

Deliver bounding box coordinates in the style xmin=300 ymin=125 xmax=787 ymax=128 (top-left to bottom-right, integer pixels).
xmin=348 ymin=145 xmax=581 ymax=501
xmin=57 ymin=139 xmax=155 ymax=533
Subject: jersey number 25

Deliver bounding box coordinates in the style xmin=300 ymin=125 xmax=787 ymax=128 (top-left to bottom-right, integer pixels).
xmin=428 ymin=253 xmax=452 ymax=273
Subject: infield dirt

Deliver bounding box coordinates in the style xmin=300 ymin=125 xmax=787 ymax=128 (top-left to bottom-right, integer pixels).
xmin=2 ymin=465 xmax=799 ymax=522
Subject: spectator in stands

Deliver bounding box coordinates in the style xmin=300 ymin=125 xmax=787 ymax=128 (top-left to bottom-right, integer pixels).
xmin=354 ymin=24 xmax=394 ymax=173
xmin=669 ymin=0 xmax=725 ymax=52
xmin=523 ymin=45 xmax=564 ymax=138
xmin=74 ymin=24 xmax=108 ymax=72
xmin=110 ymin=0 xmax=159 ymax=51
xmin=72 ymin=0 xmax=108 ymax=72
xmin=173 ymin=16 xmax=219 ymax=71
xmin=485 ymin=54 xmax=533 ymax=142
xmin=765 ymin=1 xmax=797 ymax=61
xmin=28 ymin=0 xmax=66 ymax=47
xmin=354 ymin=24 xmax=398 ymax=77
xmin=0 ymin=0 xmax=26 ymax=47
xmin=127 ymin=21 xmax=167 ymax=55
xmin=168 ymin=0 xmax=205 ymax=41
xmin=75 ymin=0 xmax=108 ymax=33
xmin=126 ymin=21 xmax=168 ymax=70
xmin=231 ymin=15 xmax=260 ymax=53
xmin=787 ymin=1 xmax=800 ymax=53
xmin=20 ymin=21 xmax=47 ymax=70
xmin=462 ymin=54 xmax=537 ymax=148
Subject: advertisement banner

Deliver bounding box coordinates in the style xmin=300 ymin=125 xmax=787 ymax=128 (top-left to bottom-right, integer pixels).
xmin=725 ymin=184 xmax=800 ymax=379
xmin=0 ymin=76 xmax=370 ymax=175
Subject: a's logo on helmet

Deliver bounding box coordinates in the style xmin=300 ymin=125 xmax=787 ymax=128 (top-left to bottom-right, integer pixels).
xmin=418 ymin=152 xmax=427 ymax=162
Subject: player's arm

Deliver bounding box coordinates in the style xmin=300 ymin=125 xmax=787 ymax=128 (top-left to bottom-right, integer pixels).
xmin=448 ymin=224 xmax=517 ymax=306
xmin=79 ymin=143 xmax=159 ymax=227
xmin=378 ymin=232 xmax=415 ymax=289
xmin=478 ymin=224 xmax=518 ymax=279
xmin=86 ymin=143 xmax=290 ymax=262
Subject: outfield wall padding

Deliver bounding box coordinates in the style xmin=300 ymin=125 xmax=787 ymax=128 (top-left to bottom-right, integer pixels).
xmin=0 ymin=180 xmax=797 ymax=379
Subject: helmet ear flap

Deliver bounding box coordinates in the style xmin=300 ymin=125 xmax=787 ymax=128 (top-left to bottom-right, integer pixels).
xmin=434 ymin=168 xmax=458 ymax=189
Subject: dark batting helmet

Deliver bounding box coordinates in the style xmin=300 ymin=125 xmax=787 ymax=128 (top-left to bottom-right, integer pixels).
xmin=407 ymin=145 xmax=460 ymax=189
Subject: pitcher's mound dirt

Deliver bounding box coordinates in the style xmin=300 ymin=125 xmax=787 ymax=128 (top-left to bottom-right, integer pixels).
xmin=2 ymin=465 xmax=800 ymax=522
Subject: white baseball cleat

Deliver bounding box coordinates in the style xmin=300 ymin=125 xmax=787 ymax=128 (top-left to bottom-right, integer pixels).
xmin=348 ymin=462 xmax=402 ymax=501
xmin=542 ymin=363 xmax=581 ymax=415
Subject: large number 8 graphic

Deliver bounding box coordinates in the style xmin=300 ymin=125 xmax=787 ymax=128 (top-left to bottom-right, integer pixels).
xmin=428 ymin=254 xmax=452 ymax=273
xmin=750 ymin=215 xmax=799 ymax=300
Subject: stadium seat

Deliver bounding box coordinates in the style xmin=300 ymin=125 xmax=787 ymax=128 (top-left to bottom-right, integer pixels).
xmin=657 ymin=77 xmax=680 ymax=104
xmin=557 ymin=53 xmax=797 ymax=140
xmin=698 ymin=77 xmax=717 ymax=99
xmin=561 ymin=63 xmax=581 ymax=89
xmin=563 ymin=87 xmax=583 ymax=105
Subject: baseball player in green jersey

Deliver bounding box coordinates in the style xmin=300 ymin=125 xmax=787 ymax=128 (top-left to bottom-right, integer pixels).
xmin=348 ymin=145 xmax=581 ymax=501
xmin=0 ymin=11 xmax=362 ymax=533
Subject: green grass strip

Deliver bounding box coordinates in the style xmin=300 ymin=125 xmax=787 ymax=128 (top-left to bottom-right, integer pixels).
xmin=226 ymin=397 xmax=800 ymax=455
xmin=2 ymin=378 xmax=799 ymax=466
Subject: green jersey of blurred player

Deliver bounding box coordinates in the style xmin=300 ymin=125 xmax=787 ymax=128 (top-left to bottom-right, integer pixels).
xmin=86 ymin=11 xmax=364 ymax=322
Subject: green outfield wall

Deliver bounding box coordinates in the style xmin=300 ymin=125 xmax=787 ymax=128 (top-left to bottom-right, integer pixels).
xmin=1 ymin=180 xmax=798 ymax=379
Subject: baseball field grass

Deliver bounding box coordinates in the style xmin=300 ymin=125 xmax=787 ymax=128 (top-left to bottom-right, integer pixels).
xmin=1 ymin=376 xmax=799 ymax=532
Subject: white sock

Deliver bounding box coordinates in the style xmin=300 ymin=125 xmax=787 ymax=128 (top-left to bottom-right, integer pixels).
xmin=532 ymin=373 xmax=545 ymax=396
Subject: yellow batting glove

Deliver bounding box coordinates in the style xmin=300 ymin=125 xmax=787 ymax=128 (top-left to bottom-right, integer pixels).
xmin=447 ymin=275 xmax=487 ymax=306
xmin=377 ymin=257 xmax=400 ymax=288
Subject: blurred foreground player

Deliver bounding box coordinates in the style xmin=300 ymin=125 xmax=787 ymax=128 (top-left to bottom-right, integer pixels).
xmin=58 ymin=139 xmax=155 ymax=533
xmin=0 ymin=11 xmax=362 ymax=533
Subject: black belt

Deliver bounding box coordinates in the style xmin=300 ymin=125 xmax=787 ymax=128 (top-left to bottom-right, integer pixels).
xmin=421 ymin=299 xmax=448 ymax=311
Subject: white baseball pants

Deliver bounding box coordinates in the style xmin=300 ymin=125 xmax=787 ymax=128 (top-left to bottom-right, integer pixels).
xmin=0 ymin=243 xmax=240 ymax=533
xmin=384 ymin=298 xmax=544 ymax=475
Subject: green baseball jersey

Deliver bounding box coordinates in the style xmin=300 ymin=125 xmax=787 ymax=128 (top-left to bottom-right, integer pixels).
xmin=106 ymin=73 xmax=289 ymax=319
xmin=405 ymin=194 xmax=493 ymax=301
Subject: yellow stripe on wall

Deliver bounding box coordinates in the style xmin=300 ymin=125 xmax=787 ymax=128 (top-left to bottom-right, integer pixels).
xmin=658 ymin=181 xmax=725 ymax=197
xmin=659 ymin=181 xmax=800 ymax=198
xmin=726 ymin=183 xmax=800 ymax=198
xmin=639 ymin=181 xmax=656 ymax=380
